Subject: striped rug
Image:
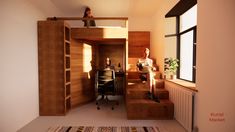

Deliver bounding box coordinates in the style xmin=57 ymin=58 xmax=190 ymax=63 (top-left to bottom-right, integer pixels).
xmin=47 ymin=126 xmax=160 ymax=132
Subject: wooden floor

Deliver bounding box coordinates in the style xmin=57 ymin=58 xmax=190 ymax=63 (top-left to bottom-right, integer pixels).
xmin=18 ymin=96 xmax=186 ymax=132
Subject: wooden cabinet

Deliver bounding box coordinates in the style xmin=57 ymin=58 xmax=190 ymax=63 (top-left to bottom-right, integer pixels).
xmin=38 ymin=21 xmax=71 ymax=115
xmin=115 ymin=72 xmax=125 ymax=95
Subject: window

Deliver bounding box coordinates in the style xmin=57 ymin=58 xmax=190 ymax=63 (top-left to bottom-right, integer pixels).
xmin=165 ymin=4 xmax=197 ymax=82
xmin=180 ymin=5 xmax=197 ymax=32
xmin=179 ymin=4 xmax=197 ymax=82
xmin=180 ymin=31 xmax=194 ymax=81
xmin=83 ymin=43 xmax=92 ymax=73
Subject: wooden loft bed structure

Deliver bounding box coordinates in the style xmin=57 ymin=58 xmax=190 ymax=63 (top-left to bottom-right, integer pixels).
xmin=38 ymin=17 xmax=174 ymax=121
xmin=47 ymin=17 xmax=128 ymax=39
xmin=38 ymin=17 xmax=129 ymax=115
xmin=47 ymin=16 xmax=129 ymax=71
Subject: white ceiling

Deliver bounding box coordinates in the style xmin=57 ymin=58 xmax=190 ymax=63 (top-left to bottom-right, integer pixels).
xmin=49 ymin=0 xmax=164 ymax=17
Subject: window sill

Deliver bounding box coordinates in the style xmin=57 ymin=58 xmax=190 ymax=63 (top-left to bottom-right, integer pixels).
xmin=165 ymin=79 xmax=198 ymax=92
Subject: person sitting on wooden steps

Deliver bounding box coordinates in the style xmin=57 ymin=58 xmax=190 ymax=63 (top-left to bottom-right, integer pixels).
xmin=137 ymin=48 xmax=159 ymax=102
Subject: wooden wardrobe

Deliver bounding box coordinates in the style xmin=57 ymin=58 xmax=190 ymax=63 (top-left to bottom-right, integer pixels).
xmin=38 ymin=21 xmax=71 ymax=115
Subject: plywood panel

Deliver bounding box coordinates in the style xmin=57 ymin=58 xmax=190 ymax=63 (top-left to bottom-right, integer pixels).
xmin=70 ymin=39 xmax=96 ymax=108
xmin=38 ymin=21 xmax=66 ymax=116
xmin=128 ymin=31 xmax=150 ymax=58
xmin=97 ymin=44 xmax=124 ymax=70
xmin=71 ymin=28 xmax=128 ymax=39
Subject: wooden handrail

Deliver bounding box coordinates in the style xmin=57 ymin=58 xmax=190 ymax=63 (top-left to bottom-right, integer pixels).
xmin=47 ymin=17 xmax=128 ymax=21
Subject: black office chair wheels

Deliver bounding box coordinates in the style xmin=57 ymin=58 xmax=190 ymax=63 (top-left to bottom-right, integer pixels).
xmin=97 ymin=107 xmax=100 ymax=110
xmin=96 ymin=102 xmax=98 ymax=105
xmin=111 ymin=107 xmax=114 ymax=110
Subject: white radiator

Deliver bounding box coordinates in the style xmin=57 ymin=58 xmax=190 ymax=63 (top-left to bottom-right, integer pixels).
xmin=165 ymin=84 xmax=195 ymax=132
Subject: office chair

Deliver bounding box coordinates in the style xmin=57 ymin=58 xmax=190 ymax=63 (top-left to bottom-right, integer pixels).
xmin=95 ymin=69 xmax=118 ymax=110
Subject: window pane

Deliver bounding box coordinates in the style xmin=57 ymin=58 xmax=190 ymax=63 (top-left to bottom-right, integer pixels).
xmin=180 ymin=31 xmax=194 ymax=81
xmin=83 ymin=43 xmax=92 ymax=72
xmin=165 ymin=36 xmax=177 ymax=58
xmin=180 ymin=5 xmax=197 ymax=32
xmin=165 ymin=17 xmax=176 ymax=35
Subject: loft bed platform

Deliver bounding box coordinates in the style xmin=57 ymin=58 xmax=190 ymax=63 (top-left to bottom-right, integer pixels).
xmin=71 ymin=26 xmax=128 ymax=39
xmin=47 ymin=17 xmax=128 ymax=40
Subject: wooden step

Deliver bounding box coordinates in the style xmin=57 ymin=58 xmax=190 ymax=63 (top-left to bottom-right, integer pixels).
xmin=127 ymin=79 xmax=169 ymax=99
xmin=126 ymin=80 xmax=148 ymax=99
xmin=154 ymin=88 xmax=169 ymax=100
xmin=127 ymin=88 xmax=169 ymax=100
xmin=127 ymin=71 xmax=140 ymax=79
xmin=126 ymin=98 xmax=174 ymax=120
xmin=127 ymin=80 xmax=148 ymax=89
xmin=153 ymin=79 xmax=164 ymax=89
xmin=126 ymin=90 xmax=148 ymax=99
xmin=128 ymin=71 xmax=161 ymax=80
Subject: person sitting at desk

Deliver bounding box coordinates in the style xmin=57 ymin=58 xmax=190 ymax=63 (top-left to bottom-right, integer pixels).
xmin=104 ymin=57 xmax=115 ymax=70
xmin=83 ymin=7 xmax=96 ymax=27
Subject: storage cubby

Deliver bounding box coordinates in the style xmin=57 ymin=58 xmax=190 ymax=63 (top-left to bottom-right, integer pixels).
xmin=66 ymin=57 xmax=70 ymax=69
xmin=66 ymin=71 xmax=70 ymax=83
xmin=66 ymin=97 xmax=71 ymax=110
xmin=65 ymin=42 xmax=70 ymax=55
xmin=65 ymin=26 xmax=70 ymax=41
xmin=66 ymin=84 xmax=71 ymax=97
xmin=64 ymin=23 xmax=71 ymax=114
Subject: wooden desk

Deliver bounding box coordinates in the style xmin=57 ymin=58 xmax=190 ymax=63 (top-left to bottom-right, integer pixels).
xmin=115 ymin=72 xmax=125 ymax=95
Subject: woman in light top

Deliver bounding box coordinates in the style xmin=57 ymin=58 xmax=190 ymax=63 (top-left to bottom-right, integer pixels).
xmin=137 ymin=48 xmax=158 ymax=102
xmin=137 ymin=48 xmax=155 ymax=74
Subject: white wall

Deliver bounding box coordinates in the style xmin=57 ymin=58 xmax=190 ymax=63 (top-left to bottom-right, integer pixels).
xmin=0 ymin=0 xmax=62 ymax=131
xmin=150 ymin=0 xmax=179 ymax=73
xmin=196 ymin=0 xmax=235 ymax=131
xmin=128 ymin=16 xmax=153 ymax=31
xmin=49 ymin=0 xmax=160 ymax=31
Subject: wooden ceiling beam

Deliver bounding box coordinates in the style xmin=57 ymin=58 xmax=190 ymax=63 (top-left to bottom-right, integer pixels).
xmin=165 ymin=0 xmax=197 ymax=17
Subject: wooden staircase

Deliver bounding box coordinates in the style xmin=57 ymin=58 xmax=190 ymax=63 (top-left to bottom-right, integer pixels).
xmin=126 ymin=64 xmax=174 ymax=120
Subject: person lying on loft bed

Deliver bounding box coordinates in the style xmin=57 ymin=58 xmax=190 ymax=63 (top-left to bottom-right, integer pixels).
xmin=83 ymin=7 xmax=96 ymax=27
xmin=136 ymin=48 xmax=159 ymax=102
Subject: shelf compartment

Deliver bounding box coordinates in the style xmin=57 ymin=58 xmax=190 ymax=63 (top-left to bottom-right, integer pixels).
xmin=65 ymin=26 xmax=70 ymax=41
xmin=65 ymin=57 xmax=70 ymax=69
xmin=66 ymin=84 xmax=71 ymax=97
xmin=65 ymin=42 xmax=70 ymax=55
xmin=66 ymin=71 xmax=70 ymax=83
xmin=66 ymin=97 xmax=71 ymax=111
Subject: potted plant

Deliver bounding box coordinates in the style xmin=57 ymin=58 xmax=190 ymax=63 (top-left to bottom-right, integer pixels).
xmin=164 ymin=58 xmax=179 ymax=79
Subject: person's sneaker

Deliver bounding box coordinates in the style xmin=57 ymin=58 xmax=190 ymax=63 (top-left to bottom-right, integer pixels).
xmin=147 ymin=92 xmax=154 ymax=100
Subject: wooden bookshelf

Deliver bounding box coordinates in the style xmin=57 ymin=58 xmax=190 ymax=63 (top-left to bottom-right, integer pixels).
xmin=38 ymin=20 xmax=71 ymax=116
